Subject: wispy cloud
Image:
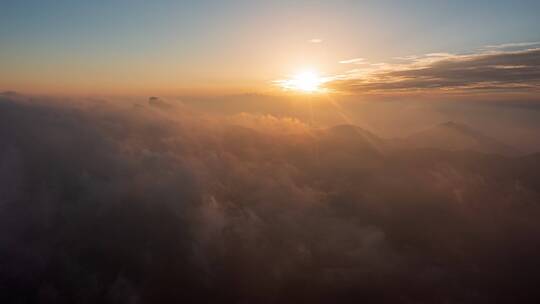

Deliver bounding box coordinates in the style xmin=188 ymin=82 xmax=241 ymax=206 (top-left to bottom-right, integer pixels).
xmin=339 ymin=58 xmax=365 ymax=64
xmin=328 ymin=48 xmax=540 ymax=94
xmin=308 ymin=38 xmax=323 ymax=43
xmin=484 ymin=41 xmax=540 ymax=49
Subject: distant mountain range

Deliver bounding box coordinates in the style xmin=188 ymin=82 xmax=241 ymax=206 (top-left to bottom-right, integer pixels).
xmin=403 ymin=121 xmax=520 ymax=156
xmin=324 ymin=121 xmax=520 ymax=157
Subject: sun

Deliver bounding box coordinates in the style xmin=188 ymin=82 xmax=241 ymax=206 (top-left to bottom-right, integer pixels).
xmin=290 ymin=70 xmax=321 ymax=92
xmin=277 ymin=69 xmax=326 ymax=93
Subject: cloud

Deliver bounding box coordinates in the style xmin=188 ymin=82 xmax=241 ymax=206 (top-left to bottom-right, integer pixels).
xmin=308 ymin=38 xmax=323 ymax=43
xmin=1 ymin=94 xmax=540 ymax=303
xmin=339 ymin=58 xmax=365 ymax=64
xmin=328 ymin=48 xmax=540 ymax=94
xmin=484 ymin=41 xmax=540 ymax=49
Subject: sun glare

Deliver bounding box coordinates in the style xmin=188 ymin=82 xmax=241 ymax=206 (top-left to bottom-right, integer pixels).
xmin=278 ymin=69 xmax=326 ymax=93
xmin=291 ymin=71 xmax=321 ymax=92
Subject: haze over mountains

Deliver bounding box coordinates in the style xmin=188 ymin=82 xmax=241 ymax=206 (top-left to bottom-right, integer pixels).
xmin=1 ymin=94 xmax=540 ymax=303
xmin=403 ymin=121 xmax=520 ymax=156
xmin=323 ymin=121 xmax=522 ymax=157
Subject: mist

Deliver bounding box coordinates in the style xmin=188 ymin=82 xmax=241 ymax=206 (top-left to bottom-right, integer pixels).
xmin=1 ymin=93 xmax=540 ymax=303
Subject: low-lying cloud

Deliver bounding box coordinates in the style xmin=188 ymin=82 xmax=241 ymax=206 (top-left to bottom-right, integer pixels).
xmin=1 ymin=94 xmax=540 ymax=303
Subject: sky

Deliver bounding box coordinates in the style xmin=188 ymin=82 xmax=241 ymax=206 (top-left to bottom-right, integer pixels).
xmin=1 ymin=0 xmax=540 ymax=95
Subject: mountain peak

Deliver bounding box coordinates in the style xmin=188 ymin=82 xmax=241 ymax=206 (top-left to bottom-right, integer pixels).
xmin=438 ymin=121 xmax=473 ymax=132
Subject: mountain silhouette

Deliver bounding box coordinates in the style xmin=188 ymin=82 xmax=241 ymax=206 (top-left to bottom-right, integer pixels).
xmin=404 ymin=121 xmax=520 ymax=156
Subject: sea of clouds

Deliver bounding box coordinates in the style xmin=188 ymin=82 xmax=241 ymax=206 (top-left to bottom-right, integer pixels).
xmin=1 ymin=93 xmax=540 ymax=303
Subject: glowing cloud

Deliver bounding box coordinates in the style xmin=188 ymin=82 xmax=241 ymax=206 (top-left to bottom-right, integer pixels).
xmin=339 ymin=58 xmax=365 ymax=64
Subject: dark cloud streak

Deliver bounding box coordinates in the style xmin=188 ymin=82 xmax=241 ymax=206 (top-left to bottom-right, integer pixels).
xmin=330 ymin=48 xmax=540 ymax=93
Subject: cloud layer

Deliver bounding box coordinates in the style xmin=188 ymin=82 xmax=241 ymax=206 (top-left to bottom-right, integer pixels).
xmin=1 ymin=94 xmax=540 ymax=303
xmin=331 ymin=48 xmax=540 ymax=94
